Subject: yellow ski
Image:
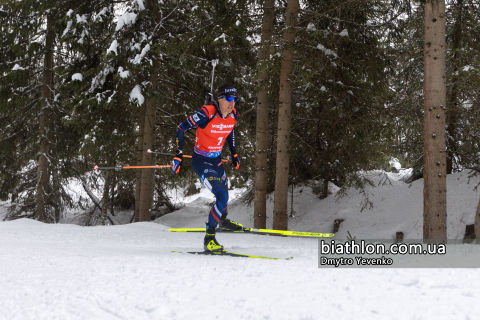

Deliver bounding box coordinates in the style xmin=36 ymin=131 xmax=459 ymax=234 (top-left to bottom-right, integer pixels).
xmin=169 ymin=227 xmax=334 ymax=238
xmin=172 ymin=250 xmax=293 ymax=260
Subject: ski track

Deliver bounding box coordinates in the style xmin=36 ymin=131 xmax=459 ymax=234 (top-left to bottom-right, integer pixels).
xmin=1 ymin=219 xmax=480 ymax=320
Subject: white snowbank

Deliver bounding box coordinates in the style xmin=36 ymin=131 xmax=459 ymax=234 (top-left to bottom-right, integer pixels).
xmin=1 ymin=217 xmax=480 ymax=320
xmin=159 ymin=171 xmax=480 ymax=240
xmin=3 ymin=171 xmax=480 ymax=319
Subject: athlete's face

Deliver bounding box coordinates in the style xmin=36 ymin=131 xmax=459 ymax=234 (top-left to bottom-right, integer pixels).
xmin=218 ymin=96 xmax=235 ymax=117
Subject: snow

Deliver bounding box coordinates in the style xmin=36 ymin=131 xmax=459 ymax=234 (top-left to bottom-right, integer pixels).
xmin=76 ymin=14 xmax=87 ymax=24
xmin=130 ymin=84 xmax=144 ymax=105
xmin=317 ymin=43 xmax=338 ymax=58
xmin=133 ymin=44 xmax=150 ymax=64
xmin=12 ymin=64 xmax=25 ymax=70
xmin=116 ymin=12 xmax=137 ymax=31
xmin=107 ymin=40 xmax=118 ymax=55
xmin=339 ymin=29 xmax=349 ymax=37
xmin=71 ymin=73 xmax=83 ymax=81
xmin=94 ymin=7 xmax=108 ymax=22
xmin=307 ymin=22 xmax=316 ymax=31
xmin=62 ymin=20 xmax=73 ymax=37
xmin=214 ymin=33 xmax=227 ymax=43
xmin=136 ymin=0 xmax=145 ymax=10
xmin=118 ymin=67 xmax=130 ymax=78
xmin=2 ymin=171 xmax=480 ymax=319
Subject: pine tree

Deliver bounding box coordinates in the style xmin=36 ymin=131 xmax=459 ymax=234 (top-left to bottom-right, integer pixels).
xmin=423 ymin=0 xmax=447 ymax=239
xmin=272 ymin=0 xmax=299 ymax=231
xmin=254 ymin=0 xmax=275 ymax=229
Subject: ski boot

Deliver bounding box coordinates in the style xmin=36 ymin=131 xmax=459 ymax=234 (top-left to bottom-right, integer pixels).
xmin=204 ymin=225 xmax=224 ymax=252
xmin=219 ymin=215 xmax=244 ymax=231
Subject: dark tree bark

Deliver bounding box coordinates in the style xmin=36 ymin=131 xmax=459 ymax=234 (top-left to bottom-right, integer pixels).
xmin=138 ymin=58 xmax=158 ymax=222
xmin=475 ymin=194 xmax=480 ymax=241
xmin=35 ymin=15 xmax=54 ymax=222
xmin=423 ymin=0 xmax=447 ymax=239
xmin=254 ymin=0 xmax=275 ymax=229
xmin=134 ymin=103 xmax=146 ymax=222
xmin=272 ymin=0 xmax=299 ymax=231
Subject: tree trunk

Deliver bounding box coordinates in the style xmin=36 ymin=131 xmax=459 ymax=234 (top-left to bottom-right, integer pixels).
xmin=475 ymin=194 xmax=480 ymax=240
xmin=423 ymin=0 xmax=447 ymax=239
xmin=446 ymin=0 xmax=463 ymax=174
xmin=52 ymin=168 xmax=61 ymax=222
xmin=322 ymin=174 xmax=329 ymax=200
xmin=35 ymin=15 xmax=54 ymax=222
xmin=102 ymin=170 xmax=112 ymax=222
xmin=138 ymin=58 xmax=158 ymax=222
xmin=254 ymin=0 xmax=275 ymax=229
xmin=134 ymin=103 xmax=145 ymax=222
xmin=272 ymin=0 xmax=299 ymax=231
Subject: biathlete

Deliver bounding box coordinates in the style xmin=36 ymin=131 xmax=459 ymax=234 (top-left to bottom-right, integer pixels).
xmin=172 ymin=83 xmax=244 ymax=252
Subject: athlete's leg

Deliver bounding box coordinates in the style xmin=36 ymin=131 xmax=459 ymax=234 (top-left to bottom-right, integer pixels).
xmin=191 ymin=154 xmax=229 ymax=229
xmin=191 ymin=154 xmax=229 ymax=251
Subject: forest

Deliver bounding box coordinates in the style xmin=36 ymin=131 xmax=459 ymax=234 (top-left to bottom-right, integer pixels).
xmin=1 ymin=0 xmax=479 ymax=239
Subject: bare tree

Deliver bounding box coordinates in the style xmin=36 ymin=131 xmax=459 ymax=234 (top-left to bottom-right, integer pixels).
xmin=254 ymin=0 xmax=275 ymax=229
xmin=423 ymin=0 xmax=447 ymax=239
xmin=272 ymin=0 xmax=299 ymax=231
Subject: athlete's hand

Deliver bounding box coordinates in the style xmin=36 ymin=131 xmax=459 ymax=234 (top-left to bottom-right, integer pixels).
xmin=230 ymin=149 xmax=240 ymax=170
xmin=172 ymin=150 xmax=183 ymax=174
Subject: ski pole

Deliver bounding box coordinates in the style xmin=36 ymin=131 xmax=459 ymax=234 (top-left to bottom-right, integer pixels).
xmin=147 ymin=149 xmax=230 ymax=162
xmin=94 ymin=165 xmax=172 ymax=170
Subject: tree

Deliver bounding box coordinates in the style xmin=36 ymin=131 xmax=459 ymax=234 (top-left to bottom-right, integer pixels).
xmin=254 ymin=0 xmax=275 ymax=229
xmin=35 ymin=14 xmax=55 ymax=222
xmin=291 ymin=0 xmax=396 ymax=206
xmin=423 ymin=0 xmax=447 ymax=239
xmin=272 ymin=0 xmax=299 ymax=231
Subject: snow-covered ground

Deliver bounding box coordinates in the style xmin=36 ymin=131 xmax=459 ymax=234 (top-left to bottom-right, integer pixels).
xmin=160 ymin=170 xmax=480 ymax=240
xmin=1 ymin=171 xmax=480 ymax=319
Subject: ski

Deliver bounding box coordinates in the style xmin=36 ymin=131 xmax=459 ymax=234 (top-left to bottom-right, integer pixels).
xmin=169 ymin=227 xmax=334 ymax=238
xmin=172 ymin=250 xmax=293 ymax=260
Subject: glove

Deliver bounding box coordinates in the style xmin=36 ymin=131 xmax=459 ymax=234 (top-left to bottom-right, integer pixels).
xmin=172 ymin=150 xmax=183 ymax=174
xmin=230 ymin=149 xmax=240 ymax=170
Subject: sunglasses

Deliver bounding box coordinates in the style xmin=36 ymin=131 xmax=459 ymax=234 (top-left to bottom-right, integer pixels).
xmin=219 ymin=95 xmax=237 ymax=103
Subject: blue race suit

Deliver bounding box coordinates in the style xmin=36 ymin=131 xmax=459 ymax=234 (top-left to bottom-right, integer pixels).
xmin=175 ymin=104 xmax=238 ymax=229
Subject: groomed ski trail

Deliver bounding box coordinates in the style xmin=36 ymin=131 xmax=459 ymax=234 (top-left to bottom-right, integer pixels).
xmin=2 ymin=219 xmax=480 ymax=320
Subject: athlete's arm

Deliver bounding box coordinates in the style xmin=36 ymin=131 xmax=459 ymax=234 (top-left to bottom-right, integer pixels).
xmin=226 ymin=129 xmax=235 ymax=150
xmin=175 ymin=106 xmax=211 ymax=150
xmin=227 ymin=130 xmax=240 ymax=170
